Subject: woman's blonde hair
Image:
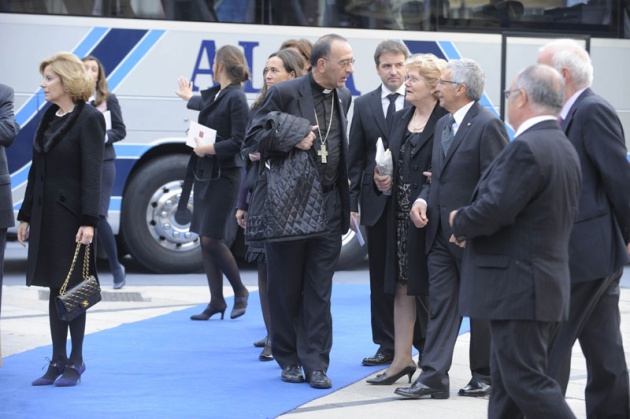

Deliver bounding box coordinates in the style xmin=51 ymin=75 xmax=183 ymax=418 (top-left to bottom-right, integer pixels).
xmin=39 ymin=51 xmax=93 ymax=102
xmin=406 ymin=53 xmax=447 ymax=90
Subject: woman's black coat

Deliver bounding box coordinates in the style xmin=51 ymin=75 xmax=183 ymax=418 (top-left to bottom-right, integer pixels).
xmin=18 ymin=101 xmax=105 ymax=288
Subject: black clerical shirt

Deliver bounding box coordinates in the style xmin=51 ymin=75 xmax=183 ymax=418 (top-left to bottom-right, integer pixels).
xmin=310 ymin=73 xmax=341 ymax=189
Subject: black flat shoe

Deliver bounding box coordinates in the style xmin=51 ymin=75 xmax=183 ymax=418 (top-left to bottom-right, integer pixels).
xmin=306 ymin=370 xmax=332 ymax=389
xmin=253 ymin=337 xmax=267 ymax=348
xmin=259 ymin=339 xmax=273 ymax=362
xmin=190 ymin=303 xmax=226 ymax=320
xmin=395 ymin=380 xmax=449 ymax=399
xmin=362 ymin=352 xmax=394 ymax=366
xmin=281 ymin=365 xmax=304 ymax=383
xmin=458 ymin=380 xmax=491 ymax=397
xmin=366 ymin=363 xmax=416 ymax=385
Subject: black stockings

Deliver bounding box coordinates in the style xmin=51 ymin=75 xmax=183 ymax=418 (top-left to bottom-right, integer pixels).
xmin=200 ymin=236 xmax=247 ymax=308
xmin=48 ymin=288 xmax=85 ymax=364
xmin=258 ymin=261 xmax=271 ymax=336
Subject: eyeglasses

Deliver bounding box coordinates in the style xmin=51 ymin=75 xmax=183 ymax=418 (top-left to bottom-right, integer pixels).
xmin=325 ymin=58 xmax=355 ymax=69
xmin=503 ymin=89 xmax=522 ymax=99
xmin=438 ymin=79 xmax=460 ymax=86
xmin=405 ymin=76 xmax=424 ymax=83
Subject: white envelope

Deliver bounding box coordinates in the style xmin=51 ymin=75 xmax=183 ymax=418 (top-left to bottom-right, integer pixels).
xmin=186 ymin=120 xmax=217 ymax=148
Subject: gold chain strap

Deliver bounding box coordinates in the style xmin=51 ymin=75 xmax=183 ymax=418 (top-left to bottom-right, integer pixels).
xmin=59 ymin=242 xmax=91 ymax=296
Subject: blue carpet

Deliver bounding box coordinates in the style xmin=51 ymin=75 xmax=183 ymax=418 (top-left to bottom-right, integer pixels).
xmin=0 ymin=284 xmax=471 ymax=419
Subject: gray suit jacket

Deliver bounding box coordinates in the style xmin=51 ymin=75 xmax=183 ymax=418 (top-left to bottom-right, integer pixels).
xmin=452 ymin=120 xmax=582 ymax=321
xmin=418 ymin=101 xmax=508 ymax=255
xmin=0 ymin=84 xmax=19 ymax=229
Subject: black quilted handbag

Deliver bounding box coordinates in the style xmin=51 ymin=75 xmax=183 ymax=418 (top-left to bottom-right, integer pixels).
xmin=246 ymin=149 xmax=328 ymax=242
xmin=55 ymin=242 xmax=102 ymax=322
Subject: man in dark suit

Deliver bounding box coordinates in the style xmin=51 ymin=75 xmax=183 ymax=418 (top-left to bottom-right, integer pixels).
xmin=0 ymin=83 xmax=19 ymax=317
xmin=246 ymin=34 xmax=353 ymax=389
xmin=397 ymin=58 xmax=508 ymax=399
xmin=449 ymin=64 xmax=581 ymax=419
xmin=348 ymin=39 xmax=411 ymax=367
xmin=538 ymin=39 xmax=630 ymax=418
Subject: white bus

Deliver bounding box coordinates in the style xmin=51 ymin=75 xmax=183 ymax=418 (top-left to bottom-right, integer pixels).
xmin=2 ymin=1 xmax=629 ymax=273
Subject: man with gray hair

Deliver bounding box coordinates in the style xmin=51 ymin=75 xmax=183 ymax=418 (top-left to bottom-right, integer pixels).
xmin=539 ymin=39 xmax=630 ymax=418
xmin=348 ymin=39 xmax=427 ymax=367
xmin=398 ymin=58 xmax=508 ymax=399
xmin=448 ymin=64 xmax=581 ymax=419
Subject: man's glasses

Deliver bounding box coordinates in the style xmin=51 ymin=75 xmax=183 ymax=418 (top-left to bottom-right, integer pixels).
xmin=438 ymin=79 xmax=460 ymax=86
xmin=503 ymin=89 xmax=522 ymax=99
xmin=326 ymin=58 xmax=355 ymax=69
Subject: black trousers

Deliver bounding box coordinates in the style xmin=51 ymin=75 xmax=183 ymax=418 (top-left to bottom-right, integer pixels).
xmin=489 ymin=320 xmax=575 ymax=419
xmin=265 ymin=190 xmax=342 ymax=375
xmin=416 ymin=231 xmax=491 ymax=390
xmin=366 ymin=204 xmax=395 ymax=355
xmin=547 ymin=268 xmax=630 ymax=419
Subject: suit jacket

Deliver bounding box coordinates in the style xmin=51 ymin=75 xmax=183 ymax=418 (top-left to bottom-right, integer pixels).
xmin=347 ymin=85 xmax=409 ymax=226
xmin=188 ymin=83 xmax=248 ymax=169
xmin=90 ymin=93 xmax=126 ymax=161
xmin=0 ymin=84 xmax=19 ymax=229
xmin=562 ymin=88 xmax=630 ymax=283
xmin=452 ymin=120 xmax=582 ymax=321
xmin=418 ymin=101 xmax=508 ymax=254
xmin=246 ymin=74 xmax=352 ymax=233
xmin=382 ymin=103 xmax=447 ymax=295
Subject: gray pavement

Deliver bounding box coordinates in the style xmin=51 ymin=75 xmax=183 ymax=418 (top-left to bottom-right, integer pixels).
xmin=2 ymin=241 xmax=629 ymax=418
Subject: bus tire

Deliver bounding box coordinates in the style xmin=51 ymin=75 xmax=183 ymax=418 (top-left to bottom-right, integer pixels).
xmin=121 ymin=154 xmax=203 ymax=273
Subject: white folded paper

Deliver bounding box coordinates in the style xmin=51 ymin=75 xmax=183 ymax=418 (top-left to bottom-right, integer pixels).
xmin=186 ymin=120 xmax=217 ymax=148
xmin=375 ymin=137 xmax=393 ymax=195
xmin=351 ymin=215 xmax=365 ymax=246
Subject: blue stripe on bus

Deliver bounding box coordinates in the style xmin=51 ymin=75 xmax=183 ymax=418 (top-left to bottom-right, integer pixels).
xmin=88 ymin=28 xmax=149 ymax=76
xmin=107 ymin=30 xmax=165 ymax=91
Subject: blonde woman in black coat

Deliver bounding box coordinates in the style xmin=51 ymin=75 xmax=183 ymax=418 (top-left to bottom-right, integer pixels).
xmin=176 ymin=45 xmax=250 ymax=321
xmin=17 ymin=51 xmax=105 ymax=387
xmin=83 ymin=55 xmax=127 ymax=289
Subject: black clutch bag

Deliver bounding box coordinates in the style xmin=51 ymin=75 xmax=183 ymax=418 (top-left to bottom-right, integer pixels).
xmin=55 ymin=242 xmax=102 ymax=322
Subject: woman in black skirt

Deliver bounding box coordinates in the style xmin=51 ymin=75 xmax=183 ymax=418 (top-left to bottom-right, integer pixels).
xmin=176 ymin=45 xmax=250 ymax=320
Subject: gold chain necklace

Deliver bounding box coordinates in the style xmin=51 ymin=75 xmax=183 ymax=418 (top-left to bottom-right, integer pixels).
xmin=313 ymin=94 xmax=335 ymax=163
xmin=411 ymin=110 xmax=427 ymax=132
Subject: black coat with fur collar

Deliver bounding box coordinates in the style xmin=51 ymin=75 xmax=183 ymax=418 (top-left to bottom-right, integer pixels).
xmin=18 ymin=101 xmax=105 ymax=288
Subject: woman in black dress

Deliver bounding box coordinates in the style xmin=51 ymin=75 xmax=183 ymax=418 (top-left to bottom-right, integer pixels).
xmin=17 ymin=51 xmax=105 ymax=386
xmin=175 ymin=45 xmax=250 ymax=320
xmin=368 ymin=54 xmax=448 ymax=385
xmin=82 ymin=55 xmax=127 ymax=289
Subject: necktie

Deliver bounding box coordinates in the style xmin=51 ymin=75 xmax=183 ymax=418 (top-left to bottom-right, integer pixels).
xmin=385 ymin=93 xmax=399 ymax=130
xmin=441 ymin=115 xmax=456 ymax=156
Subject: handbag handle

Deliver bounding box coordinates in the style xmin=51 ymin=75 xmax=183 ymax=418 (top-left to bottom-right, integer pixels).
xmin=59 ymin=242 xmax=90 ymax=296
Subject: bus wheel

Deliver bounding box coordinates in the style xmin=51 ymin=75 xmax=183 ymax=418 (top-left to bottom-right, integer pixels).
xmin=121 ymin=154 xmax=202 ymax=273
xmin=336 ymin=226 xmax=368 ymax=270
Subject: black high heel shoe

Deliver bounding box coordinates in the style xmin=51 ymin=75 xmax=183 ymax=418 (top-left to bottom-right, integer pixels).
xmin=32 ymin=358 xmax=67 ymax=386
xmin=366 ymin=362 xmax=417 ymax=385
xmin=230 ymin=293 xmax=249 ymax=319
xmin=190 ymin=304 xmax=226 ymax=320
xmin=259 ymin=338 xmax=274 ymax=362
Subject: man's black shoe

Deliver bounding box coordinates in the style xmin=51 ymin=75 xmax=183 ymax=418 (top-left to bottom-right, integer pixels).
xmin=281 ymin=365 xmax=304 ymax=383
xmin=394 ymin=380 xmax=450 ymax=399
xmin=362 ymin=352 xmax=394 ymax=366
xmin=458 ymin=380 xmax=491 ymax=397
xmin=306 ymin=370 xmax=332 ymax=389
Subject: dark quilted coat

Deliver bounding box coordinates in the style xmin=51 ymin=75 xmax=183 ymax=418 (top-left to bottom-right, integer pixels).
xmin=246 ymin=111 xmax=328 ymax=242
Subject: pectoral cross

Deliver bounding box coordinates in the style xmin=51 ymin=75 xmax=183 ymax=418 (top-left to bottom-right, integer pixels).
xmin=318 ymin=143 xmax=328 ymax=163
